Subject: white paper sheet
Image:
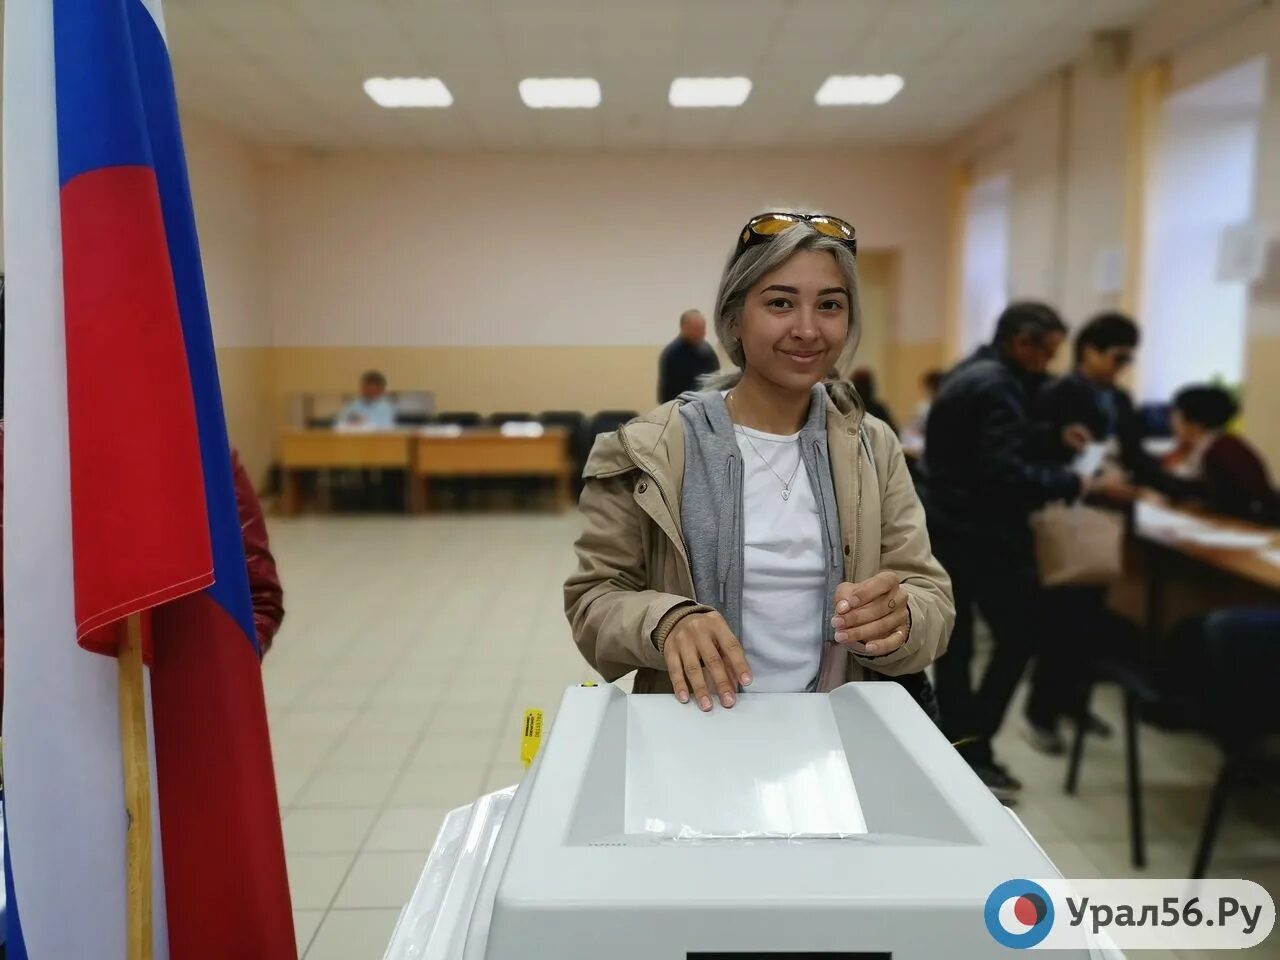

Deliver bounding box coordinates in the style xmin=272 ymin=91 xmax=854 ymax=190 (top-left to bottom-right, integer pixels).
xmin=420 ymin=424 xmax=464 ymax=438
xmin=1260 ymin=549 xmax=1280 ymax=568
xmin=1135 ymin=501 xmax=1275 ymax=550
xmin=1177 ymin=529 xmax=1273 ymax=550
xmin=624 ymin=694 xmax=866 ymax=839
xmin=1072 ymin=442 xmax=1109 ymax=478
xmin=1134 ymin=500 xmax=1210 ymax=541
xmin=499 ymin=422 xmax=544 ymax=438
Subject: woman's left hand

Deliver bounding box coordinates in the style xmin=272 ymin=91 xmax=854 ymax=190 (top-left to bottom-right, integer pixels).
xmin=831 ymin=571 xmax=910 ymax=656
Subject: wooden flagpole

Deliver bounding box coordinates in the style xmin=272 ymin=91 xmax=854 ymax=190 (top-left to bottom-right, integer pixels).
xmin=119 ymin=613 xmax=154 ymax=960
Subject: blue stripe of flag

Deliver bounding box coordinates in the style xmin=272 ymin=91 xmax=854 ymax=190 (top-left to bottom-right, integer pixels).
xmin=53 ymin=0 xmax=153 ymax=186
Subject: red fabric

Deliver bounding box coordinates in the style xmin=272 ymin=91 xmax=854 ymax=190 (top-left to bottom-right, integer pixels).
xmin=231 ymin=451 xmax=284 ymax=653
xmin=1202 ymin=434 xmax=1278 ymax=520
xmin=60 ymin=166 xmax=212 ymax=651
xmin=0 ymin=438 xmax=285 ymax=721
xmin=150 ymin=592 xmax=295 ymax=960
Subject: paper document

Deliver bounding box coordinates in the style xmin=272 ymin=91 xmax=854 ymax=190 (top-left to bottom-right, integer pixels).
xmin=499 ymin=422 xmax=544 ymax=438
xmin=624 ymin=695 xmax=866 ymax=839
xmin=1134 ymin=500 xmax=1210 ymax=541
xmin=1177 ymin=529 xmax=1272 ymax=550
xmin=1135 ymin=501 xmax=1276 ymax=550
xmin=1072 ymin=442 xmax=1108 ymax=478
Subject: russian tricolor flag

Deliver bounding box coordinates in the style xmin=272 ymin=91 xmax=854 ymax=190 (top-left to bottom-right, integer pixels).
xmin=4 ymin=1 xmax=295 ymax=957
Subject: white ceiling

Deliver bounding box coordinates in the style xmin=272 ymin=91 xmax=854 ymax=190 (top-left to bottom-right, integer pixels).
xmin=162 ymin=0 xmax=1162 ymax=152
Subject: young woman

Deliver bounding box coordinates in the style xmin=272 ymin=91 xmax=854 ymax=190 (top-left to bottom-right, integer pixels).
xmin=565 ymin=213 xmax=954 ymax=709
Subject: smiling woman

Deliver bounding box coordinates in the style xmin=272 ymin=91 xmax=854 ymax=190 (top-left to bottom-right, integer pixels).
xmin=565 ymin=211 xmax=955 ymax=713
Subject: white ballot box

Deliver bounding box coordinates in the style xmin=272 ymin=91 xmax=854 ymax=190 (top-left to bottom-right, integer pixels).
xmin=385 ymin=682 xmax=1116 ymax=959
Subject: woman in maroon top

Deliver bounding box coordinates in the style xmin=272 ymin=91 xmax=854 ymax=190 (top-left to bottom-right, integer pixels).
xmin=1160 ymin=384 xmax=1279 ymax=523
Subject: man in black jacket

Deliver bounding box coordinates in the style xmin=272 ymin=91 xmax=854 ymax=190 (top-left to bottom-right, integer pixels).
xmin=923 ymin=302 xmax=1117 ymax=799
xmin=658 ymin=309 xmax=720 ymax=403
xmin=1033 ymin=312 xmax=1151 ymax=476
xmin=1023 ymin=313 xmax=1145 ymax=752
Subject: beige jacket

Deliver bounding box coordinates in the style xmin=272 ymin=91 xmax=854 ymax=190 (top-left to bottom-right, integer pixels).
xmin=564 ymin=389 xmax=954 ymax=694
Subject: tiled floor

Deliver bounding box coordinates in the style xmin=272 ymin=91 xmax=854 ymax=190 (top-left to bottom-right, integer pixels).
xmin=264 ymin=514 xmax=1280 ymax=959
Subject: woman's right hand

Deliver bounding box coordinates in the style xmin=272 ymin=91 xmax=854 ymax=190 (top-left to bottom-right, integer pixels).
xmin=663 ymin=611 xmax=752 ymax=712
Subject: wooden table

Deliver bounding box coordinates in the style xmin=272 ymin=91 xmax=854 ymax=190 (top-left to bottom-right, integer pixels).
xmin=1127 ymin=502 xmax=1280 ymax=661
xmin=412 ymin=427 xmax=573 ymax=511
xmin=278 ymin=429 xmax=414 ymax=515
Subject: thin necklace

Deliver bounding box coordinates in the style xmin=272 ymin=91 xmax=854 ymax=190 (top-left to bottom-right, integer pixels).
xmin=727 ymin=391 xmax=802 ymax=501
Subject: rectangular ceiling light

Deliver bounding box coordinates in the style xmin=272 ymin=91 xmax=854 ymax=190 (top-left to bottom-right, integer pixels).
xmin=815 ymin=74 xmax=904 ymax=106
xmin=364 ymin=77 xmax=453 ymax=108
xmin=669 ymin=76 xmax=752 ymax=108
xmin=518 ymin=77 xmax=601 ymax=109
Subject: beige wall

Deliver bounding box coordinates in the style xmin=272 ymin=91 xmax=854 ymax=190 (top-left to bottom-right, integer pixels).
xmin=947 ymin=65 xmax=1128 ymax=328
xmin=263 ymin=148 xmax=948 ymax=348
xmin=945 ymin=0 xmax=1280 ymax=466
xmin=270 ymin=345 xmax=670 ymax=423
xmin=265 ymin=255 xmax=941 ymax=428
xmin=184 ymin=118 xmax=276 ymax=485
xmin=259 ymin=148 xmax=947 ymax=433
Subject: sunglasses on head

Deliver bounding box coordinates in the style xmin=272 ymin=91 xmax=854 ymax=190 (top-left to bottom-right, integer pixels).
xmin=733 ymin=212 xmax=858 ymax=262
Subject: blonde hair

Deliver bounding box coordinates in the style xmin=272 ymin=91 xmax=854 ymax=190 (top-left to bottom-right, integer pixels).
xmin=703 ymin=218 xmax=861 ymax=391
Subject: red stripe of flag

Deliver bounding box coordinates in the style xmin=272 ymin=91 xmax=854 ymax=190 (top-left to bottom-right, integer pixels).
xmin=59 ymin=165 xmax=214 ymax=653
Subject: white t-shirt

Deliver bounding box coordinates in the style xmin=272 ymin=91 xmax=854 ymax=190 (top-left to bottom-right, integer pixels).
xmin=734 ymin=424 xmax=828 ymax=692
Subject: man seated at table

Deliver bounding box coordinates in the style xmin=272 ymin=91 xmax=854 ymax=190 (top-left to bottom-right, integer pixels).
xmin=338 ymin=370 xmax=396 ymax=429
xmin=1157 ymin=384 xmax=1278 ymax=524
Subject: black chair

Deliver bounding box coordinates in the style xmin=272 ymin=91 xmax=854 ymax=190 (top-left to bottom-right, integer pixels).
xmin=434 ymin=411 xmax=482 ymax=428
xmin=541 ymin=411 xmax=590 ymax=495
xmin=1066 ymin=609 xmax=1280 ymax=877
xmin=1065 ymin=657 xmax=1176 ymax=871
xmin=540 ymin=410 xmax=587 ymax=433
xmin=487 ymin=412 xmax=536 ymax=426
xmin=306 ymin=416 xmax=336 ymax=429
xmin=589 ymin=410 xmax=639 ymax=440
xmin=394 ymin=413 xmax=432 ymax=427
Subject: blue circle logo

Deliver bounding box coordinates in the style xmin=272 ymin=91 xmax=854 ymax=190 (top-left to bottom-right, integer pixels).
xmin=985 ymin=878 xmax=1055 ymax=949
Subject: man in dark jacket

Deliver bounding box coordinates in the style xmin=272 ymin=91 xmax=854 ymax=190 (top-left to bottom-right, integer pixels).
xmin=1024 ymin=313 xmax=1144 ymax=752
xmin=657 ymin=309 xmax=720 ymax=403
xmin=1034 ymin=312 xmax=1153 ymax=477
xmin=923 ymin=302 xmax=1116 ymax=798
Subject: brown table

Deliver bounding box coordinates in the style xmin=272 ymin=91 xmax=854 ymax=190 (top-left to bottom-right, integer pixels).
xmin=412 ymin=427 xmax=573 ymax=511
xmin=1127 ymin=502 xmax=1280 ymax=661
xmin=278 ymin=429 xmax=414 ymax=515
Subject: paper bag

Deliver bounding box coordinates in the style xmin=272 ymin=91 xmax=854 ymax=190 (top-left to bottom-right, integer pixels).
xmin=1031 ymin=502 xmax=1125 ymax=587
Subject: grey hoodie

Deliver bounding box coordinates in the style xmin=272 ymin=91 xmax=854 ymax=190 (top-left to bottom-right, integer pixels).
xmin=678 ymin=385 xmax=850 ymax=686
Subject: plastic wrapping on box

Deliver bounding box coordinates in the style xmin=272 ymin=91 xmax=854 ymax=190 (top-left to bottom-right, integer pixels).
xmin=383 ymin=787 xmax=515 ymax=960
xmin=624 ymin=695 xmax=866 ymax=839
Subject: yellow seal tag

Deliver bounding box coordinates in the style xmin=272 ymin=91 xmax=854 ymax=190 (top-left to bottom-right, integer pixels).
xmin=521 ymin=709 xmax=544 ymax=769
